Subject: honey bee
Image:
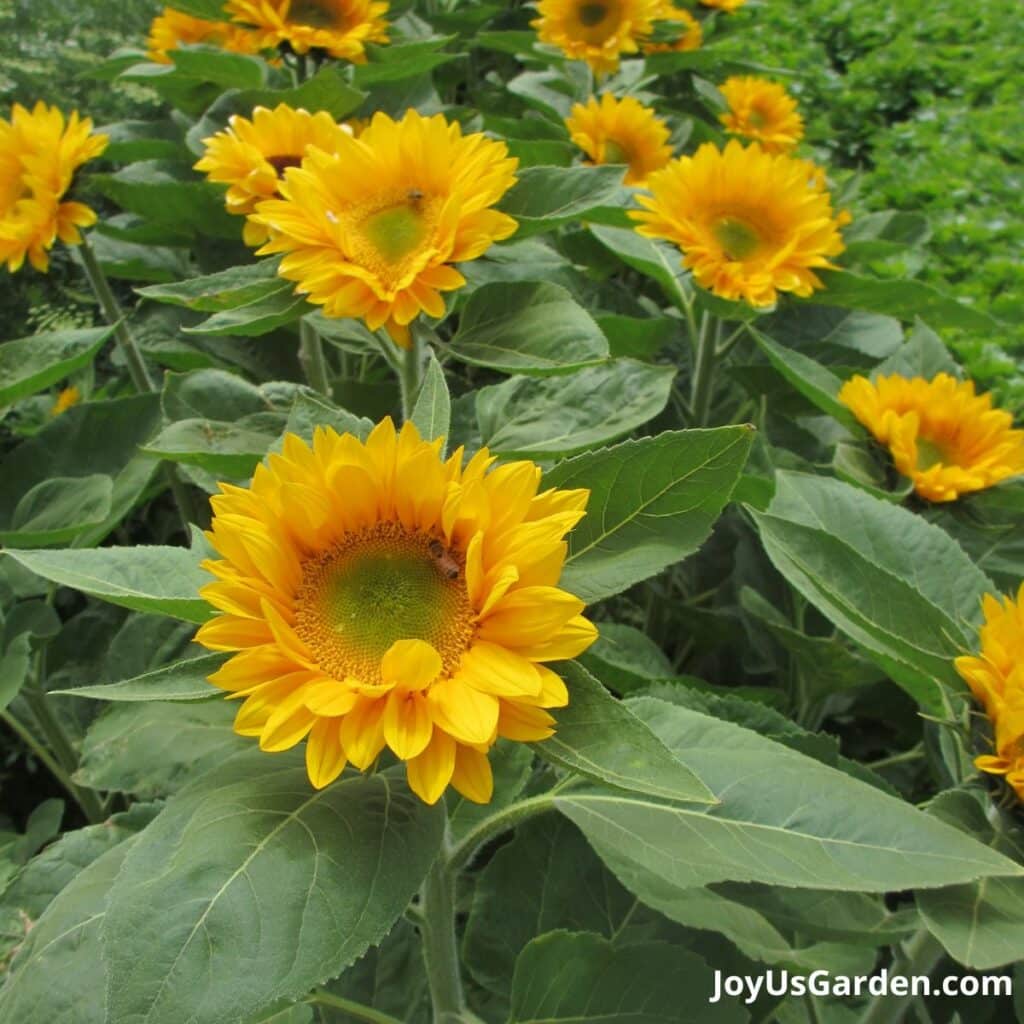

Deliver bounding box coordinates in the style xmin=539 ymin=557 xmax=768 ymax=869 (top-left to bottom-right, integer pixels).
xmin=428 ymin=539 xmax=460 ymax=580
xmin=406 ymin=188 xmax=425 ymax=210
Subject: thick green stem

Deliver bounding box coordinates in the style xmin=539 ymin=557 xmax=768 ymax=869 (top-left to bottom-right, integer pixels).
xmin=1 ymin=709 xmax=80 ymax=805
xmin=690 ymin=313 xmax=719 ymax=427
xmin=856 ymin=930 xmax=944 ymax=1024
xmin=420 ymin=836 xmax=466 ymax=1024
xmin=399 ymin=324 xmax=424 ymax=422
xmin=299 ymin=317 xmax=331 ymax=396
xmin=306 ymin=990 xmax=403 ymax=1024
xmin=446 ymin=793 xmax=556 ymax=877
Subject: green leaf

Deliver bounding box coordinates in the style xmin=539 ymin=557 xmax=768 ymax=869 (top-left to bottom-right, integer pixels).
xmin=9 ymin=474 xmax=113 ymax=546
xmin=353 ymin=38 xmax=460 ymax=86
xmin=500 ymin=166 xmax=632 ymax=237
xmin=0 ymin=325 xmax=114 ymax=405
xmin=87 ymin=232 xmax=189 ymax=283
xmin=449 ymin=282 xmax=609 ymax=375
xmin=2 ymin=545 xmax=213 ymax=623
xmin=184 ymin=288 xmax=310 ymax=336
xmin=101 ymin=754 xmax=445 ymax=1024
xmin=410 ymin=350 xmax=451 ymax=451
xmin=509 ymin=931 xmax=744 ymax=1024
xmin=598 ymin=314 xmax=677 ymax=361
xmin=536 ymin=662 xmax=714 ymax=803
xmin=875 ymin=319 xmax=960 ymax=378
xmin=161 ymin=368 xmax=279 ymax=421
xmin=142 ymin=413 xmax=285 ymax=477
xmin=558 ymin=697 xmax=1024 ymax=894
xmin=99 ymin=119 xmax=184 ymax=162
xmin=476 ymin=360 xmax=675 ymax=457
xmin=284 ymin=392 xmax=374 ymax=445
xmin=544 ymin=427 xmax=754 ymax=604
xmin=52 ymin=653 xmax=225 ymax=703
xmin=588 ymin=224 xmax=689 ymax=310
xmin=0 ymin=633 xmax=32 ymax=713
xmin=750 ymin=471 xmax=993 ymax=710
xmin=578 ymin=622 xmax=675 ymax=695
xmin=138 ymin=261 xmax=284 ymax=312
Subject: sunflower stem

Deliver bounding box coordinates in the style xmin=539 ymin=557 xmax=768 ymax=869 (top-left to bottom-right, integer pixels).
xmin=306 ymin=990 xmax=403 ymax=1024
xmin=690 ymin=312 xmax=719 ymax=426
xmin=445 ymin=792 xmax=557 ymax=877
xmin=855 ymin=930 xmax=944 ymax=1024
xmin=400 ymin=322 xmax=425 ymax=422
xmin=420 ymin=831 xmax=467 ymax=1024
xmin=299 ymin=316 xmax=331 ymax=396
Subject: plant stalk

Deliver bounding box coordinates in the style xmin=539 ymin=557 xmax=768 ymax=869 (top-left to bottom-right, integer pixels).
xmin=306 ymin=990 xmax=403 ymax=1024
xmin=399 ymin=323 xmax=424 ymax=422
xmin=445 ymin=792 xmax=556 ymax=877
xmin=299 ymin=317 xmax=331 ymax=396
xmin=856 ymin=929 xmax=944 ymax=1024
xmin=1 ymin=709 xmax=83 ymax=809
xmin=690 ymin=313 xmax=719 ymax=427
xmin=420 ymin=834 xmax=466 ymax=1024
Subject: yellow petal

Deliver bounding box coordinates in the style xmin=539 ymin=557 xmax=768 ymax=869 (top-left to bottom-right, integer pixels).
xmin=381 ymin=639 xmax=442 ymax=691
xmin=428 ymin=677 xmax=499 ymax=745
xmin=508 ymin=615 xmax=599 ymax=661
xmin=383 ymin=690 xmax=434 ymax=759
xmin=457 ymin=642 xmax=543 ymax=698
xmin=450 ymin=745 xmax=494 ymax=804
xmin=303 ymin=678 xmax=361 ymax=716
xmin=305 ymin=718 xmax=347 ymax=789
xmin=497 ymin=701 xmax=555 ymax=742
xmin=260 ymin=683 xmax=318 ymax=752
xmin=477 ymin=586 xmax=585 ymax=645
xmin=406 ymin=729 xmax=456 ymax=804
xmin=340 ymin=696 xmax=387 ymax=769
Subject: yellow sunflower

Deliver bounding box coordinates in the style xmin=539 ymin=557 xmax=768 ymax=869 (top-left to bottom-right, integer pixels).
xmin=719 ymin=76 xmax=804 ymax=154
xmin=195 ymin=104 xmax=353 ymax=246
xmin=839 ymin=373 xmax=1024 ymax=503
xmin=250 ymin=109 xmax=518 ymax=348
xmin=956 ymin=585 xmax=1024 ymax=803
xmin=195 ymin=418 xmax=597 ymax=804
xmin=642 ymin=3 xmax=702 ymax=54
xmin=532 ymin=0 xmax=664 ymax=74
xmin=146 ymin=7 xmax=263 ymax=63
xmin=225 ymin=0 xmax=388 ymax=62
xmin=565 ymin=93 xmax=673 ymax=186
xmin=701 ymin=0 xmax=746 ymax=11
xmin=51 ymin=385 xmax=82 ymax=416
xmin=630 ymin=140 xmax=848 ymax=307
xmin=0 ymin=102 xmax=108 ymax=273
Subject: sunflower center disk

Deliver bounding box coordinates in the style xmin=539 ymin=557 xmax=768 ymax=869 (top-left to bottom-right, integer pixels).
xmin=915 ymin=437 xmax=953 ymax=471
xmin=348 ymin=192 xmax=440 ymax=289
xmin=267 ymin=153 xmax=303 ymax=174
xmin=575 ymin=0 xmax=622 ymax=42
xmin=712 ymin=216 xmax=762 ymax=261
xmin=290 ymin=0 xmax=343 ymax=28
xmin=578 ymin=2 xmax=610 ymax=26
xmin=294 ymin=524 xmax=475 ymax=686
xmin=603 ymin=140 xmax=630 ymax=165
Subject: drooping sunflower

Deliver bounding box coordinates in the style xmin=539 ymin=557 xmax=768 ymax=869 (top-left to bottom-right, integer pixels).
xmin=532 ymin=0 xmax=664 ymax=74
xmin=700 ymin=0 xmax=746 ymax=11
xmin=0 ymin=102 xmax=108 ymax=273
xmin=195 ymin=104 xmax=353 ymax=246
xmin=146 ymin=7 xmax=263 ymax=63
xmin=642 ymin=3 xmax=702 ymax=54
xmin=956 ymin=585 xmax=1024 ymax=803
xmin=250 ymin=109 xmax=518 ymax=348
xmin=195 ymin=418 xmax=597 ymax=804
xmin=839 ymin=373 xmax=1024 ymax=502
xmin=630 ymin=140 xmax=848 ymax=307
xmin=225 ymin=0 xmax=388 ymax=62
xmin=565 ymin=93 xmax=672 ymax=186
xmin=719 ymin=76 xmax=804 ymax=154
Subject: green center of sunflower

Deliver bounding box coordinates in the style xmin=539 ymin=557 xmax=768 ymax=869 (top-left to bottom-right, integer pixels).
xmin=579 ymin=2 xmax=609 ymax=26
xmin=915 ymin=437 xmax=950 ymax=471
xmin=294 ymin=522 xmax=475 ymax=684
xmin=747 ymin=108 xmax=768 ymax=129
xmin=290 ymin=0 xmax=341 ymax=28
xmin=712 ymin=216 xmax=761 ymax=260
xmin=602 ymin=140 xmax=629 ymax=165
xmin=360 ymin=199 xmax=430 ymax=264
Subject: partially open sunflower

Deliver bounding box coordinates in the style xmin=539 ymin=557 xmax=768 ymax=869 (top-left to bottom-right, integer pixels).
xmin=719 ymin=76 xmax=804 ymax=154
xmin=146 ymin=7 xmax=262 ymax=63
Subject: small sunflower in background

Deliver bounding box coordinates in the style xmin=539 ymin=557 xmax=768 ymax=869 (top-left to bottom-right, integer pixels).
xmin=956 ymin=585 xmax=1024 ymax=803
xmin=146 ymin=7 xmax=263 ymax=63
xmin=0 ymin=102 xmax=108 ymax=273
xmin=642 ymin=2 xmax=702 ymax=54
xmin=700 ymin=0 xmax=747 ymax=11
xmin=225 ymin=0 xmax=389 ymax=62
xmin=195 ymin=418 xmax=597 ymax=804
xmin=51 ymin=385 xmax=82 ymax=416
xmin=195 ymin=104 xmax=354 ymax=246
xmin=565 ymin=93 xmax=673 ymax=186
xmin=839 ymin=373 xmax=1024 ymax=502
xmin=630 ymin=139 xmax=848 ymax=307
xmin=718 ymin=76 xmax=804 ymax=154
xmin=532 ymin=0 xmax=664 ymax=74
xmin=250 ymin=109 xmax=518 ymax=348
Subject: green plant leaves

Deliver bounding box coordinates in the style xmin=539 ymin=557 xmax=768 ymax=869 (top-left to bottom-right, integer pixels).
xmin=500 ymin=165 xmax=632 ymax=236
xmin=545 ymin=427 xmax=754 ymax=603
xmin=410 ymin=350 xmax=451 ymax=448
xmin=53 ymin=652 xmax=225 ymax=703
xmin=0 ymin=325 xmax=114 ymax=405
xmin=101 ymin=754 xmax=445 ymax=1024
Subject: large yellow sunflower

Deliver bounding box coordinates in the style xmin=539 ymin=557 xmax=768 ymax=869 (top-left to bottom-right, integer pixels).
xmin=195 ymin=104 xmax=353 ymax=246
xmin=0 ymin=102 xmax=107 ymax=273
xmin=532 ymin=0 xmax=664 ymax=74
xmin=719 ymin=76 xmax=804 ymax=154
xmin=630 ymin=140 xmax=847 ymax=307
xmin=195 ymin=418 xmax=597 ymax=804
xmin=642 ymin=3 xmax=702 ymax=54
xmin=565 ymin=93 xmax=672 ymax=186
xmin=146 ymin=7 xmax=263 ymax=63
xmin=956 ymin=585 xmax=1024 ymax=803
xmin=225 ymin=0 xmax=388 ymax=62
xmin=839 ymin=373 xmax=1024 ymax=502
xmin=250 ymin=109 xmax=518 ymax=348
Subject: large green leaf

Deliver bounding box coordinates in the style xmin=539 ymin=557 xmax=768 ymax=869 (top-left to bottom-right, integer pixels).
xmin=138 ymin=261 xmax=284 ymax=312
xmin=544 ymin=427 xmax=753 ymax=603
xmin=9 ymin=474 xmax=113 ymax=547
xmin=53 ymin=653 xmax=225 ymax=703
xmin=101 ymin=754 xmax=445 ymax=1024
xmin=2 ymin=545 xmax=212 ymax=623
xmin=410 ymin=350 xmax=451 ymax=450
xmin=750 ymin=471 xmax=993 ymax=710
xmin=0 ymin=325 xmax=114 ymax=405
xmin=588 ymin=224 xmax=690 ymax=310
xmin=143 ymin=413 xmax=285 ymax=477
xmin=449 ymin=282 xmax=609 ymax=376
xmin=184 ymin=289 xmax=310 ymax=336
xmin=499 ymin=165 xmax=632 ymax=237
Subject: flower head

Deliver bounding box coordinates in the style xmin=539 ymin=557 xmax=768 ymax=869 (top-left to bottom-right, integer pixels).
xmin=630 ymin=139 xmax=847 ymax=306
xmin=532 ymin=0 xmax=664 ymax=74
xmin=839 ymin=373 xmax=1024 ymax=502
xmin=195 ymin=104 xmax=353 ymax=246
xmin=0 ymin=102 xmax=108 ymax=273
xmin=146 ymin=7 xmax=262 ymax=63
xmin=701 ymin=0 xmax=746 ymax=11
xmin=251 ymin=109 xmax=518 ymax=348
xmin=195 ymin=418 xmax=597 ymax=804
xmin=719 ymin=76 xmax=804 ymax=154
xmin=642 ymin=3 xmax=702 ymax=53
xmin=956 ymin=585 xmax=1024 ymax=802
xmin=51 ymin=385 xmax=82 ymax=416
xmin=565 ymin=93 xmax=672 ymax=186
xmin=225 ymin=0 xmax=388 ymax=61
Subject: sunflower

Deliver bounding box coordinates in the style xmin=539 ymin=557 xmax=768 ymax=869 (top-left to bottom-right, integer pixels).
xmin=565 ymin=93 xmax=673 ymax=186
xmin=719 ymin=76 xmax=804 ymax=154
xmin=195 ymin=104 xmax=353 ymax=246
xmin=0 ymin=102 xmax=108 ymax=273
xmin=146 ymin=7 xmax=263 ymax=63
xmin=956 ymin=585 xmax=1024 ymax=803
xmin=250 ymin=109 xmax=518 ymax=348
xmin=630 ymin=140 xmax=847 ymax=307
xmin=195 ymin=418 xmax=597 ymax=804
xmin=51 ymin=385 xmax=82 ymax=416
xmin=642 ymin=3 xmax=702 ymax=54
xmin=838 ymin=373 xmax=1024 ymax=502
xmin=225 ymin=0 xmax=388 ymax=62
xmin=532 ymin=0 xmax=664 ymax=74
xmin=700 ymin=0 xmax=746 ymax=11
